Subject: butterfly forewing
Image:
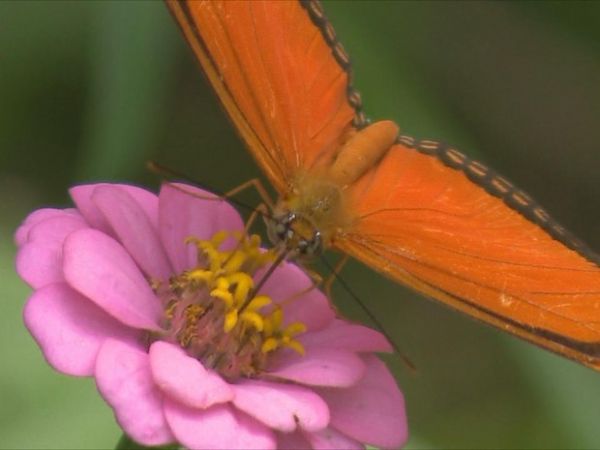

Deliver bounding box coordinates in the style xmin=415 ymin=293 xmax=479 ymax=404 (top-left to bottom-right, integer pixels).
xmin=166 ymin=0 xmax=357 ymax=192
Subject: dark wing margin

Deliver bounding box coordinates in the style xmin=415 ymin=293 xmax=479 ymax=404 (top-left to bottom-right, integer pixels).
xmin=300 ymin=0 xmax=368 ymax=129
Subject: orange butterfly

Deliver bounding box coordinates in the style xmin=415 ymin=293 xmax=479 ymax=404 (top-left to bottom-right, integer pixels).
xmin=166 ymin=0 xmax=600 ymax=370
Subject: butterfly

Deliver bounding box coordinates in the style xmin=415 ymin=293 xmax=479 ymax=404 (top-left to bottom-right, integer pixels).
xmin=166 ymin=0 xmax=600 ymax=370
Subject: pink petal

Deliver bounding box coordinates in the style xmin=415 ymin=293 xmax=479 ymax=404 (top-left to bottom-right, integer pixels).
xmin=23 ymin=283 xmax=139 ymax=376
xmin=63 ymin=229 xmax=162 ymax=331
xmin=276 ymin=431 xmax=312 ymax=449
xmin=305 ymin=427 xmax=364 ymax=450
xmin=259 ymin=261 xmax=335 ymax=331
xmin=267 ymin=348 xmax=365 ymax=388
xmin=93 ymin=185 xmax=172 ymax=280
xmin=95 ymin=339 xmax=174 ymax=446
xmin=158 ymin=183 xmax=244 ymax=273
xmin=70 ymin=184 xmax=112 ymax=234
xmin=318 ymin=355 xmax=408 ymax=449
xmin=300 ymin=320 xmax=392 ymax=353
xmin=164 ymin=401 xmax=276 ymax=450
xmin=233 ymin=379 xmax=329 ymax=432
xmin=70 ymin=184 xmax=159 ymax=236
xmin=16 ymin=215 xmax=87 ymax=288
xmin=14 ymin=208 xmax=80 ymax=246
xmin=149 ymin=341 xmax=233 ymax=409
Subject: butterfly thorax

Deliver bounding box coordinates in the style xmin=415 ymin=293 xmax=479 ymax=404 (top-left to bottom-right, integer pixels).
xmin=267 ymin=174 xmax=347 ymax=261
xmin=266 ymin=120 xmax=400 ymax=261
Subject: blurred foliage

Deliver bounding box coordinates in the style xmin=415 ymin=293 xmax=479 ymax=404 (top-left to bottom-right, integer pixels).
xmin=1 ymin=1 xmax=599 ymax=449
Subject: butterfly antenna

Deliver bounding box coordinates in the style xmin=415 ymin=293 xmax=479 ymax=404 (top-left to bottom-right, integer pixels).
xmin=147 ymin=160 xmax=274 ymax=221
xmin=320 ymin=256 xmax=417 ymax=373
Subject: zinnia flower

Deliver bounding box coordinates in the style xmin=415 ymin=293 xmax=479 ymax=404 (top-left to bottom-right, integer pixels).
xmin=15 ymin=182 xmax=408 ymax=449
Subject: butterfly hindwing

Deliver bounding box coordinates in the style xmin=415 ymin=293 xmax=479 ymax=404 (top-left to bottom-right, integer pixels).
xmin=336 ymin=141 xmax=600 ymax=368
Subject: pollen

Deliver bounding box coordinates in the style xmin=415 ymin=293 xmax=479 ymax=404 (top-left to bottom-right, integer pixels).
xmin=157 ymin=231 xmax=307 ymax=380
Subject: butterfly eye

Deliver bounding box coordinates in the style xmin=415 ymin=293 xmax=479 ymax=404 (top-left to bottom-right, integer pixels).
xmin=266 ymin=212 xmax=295 ymax=246
xmin=282 ymin=212 xmax=296 ymax=225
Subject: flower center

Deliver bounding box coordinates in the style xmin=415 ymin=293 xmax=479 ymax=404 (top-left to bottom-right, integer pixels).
xmin=153 ymin=231 xmax=306 ymax=381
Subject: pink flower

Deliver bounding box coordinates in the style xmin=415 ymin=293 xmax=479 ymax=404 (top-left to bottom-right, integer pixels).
xmin=15 ymin=182 xmax=408 ymax=449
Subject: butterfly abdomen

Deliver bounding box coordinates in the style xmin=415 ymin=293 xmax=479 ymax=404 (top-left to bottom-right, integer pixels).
xmin=328 ymin=120 xmax=399 ymax=187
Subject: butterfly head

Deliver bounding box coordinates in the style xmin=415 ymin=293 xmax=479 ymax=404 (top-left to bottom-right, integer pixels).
xmin=267 ymin=210 xmax=323 ymax=260
xmin=265 ymin=175 xmax=351 ymax=261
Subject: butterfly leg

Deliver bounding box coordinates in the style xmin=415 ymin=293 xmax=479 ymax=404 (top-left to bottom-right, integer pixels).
xmin=149 ymin=161 xmax=275 ymax=208
xmin=222 ymin=179 xmax=274 ymax=253
xmin=224 ymin=178 xmax=275 ymax=210
xmin=323 ymin=255 xmax=350 ymax=300
xmin=242 ymin=202 xmax=269 ymax=236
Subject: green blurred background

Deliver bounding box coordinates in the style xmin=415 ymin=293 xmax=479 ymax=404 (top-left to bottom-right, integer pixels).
xmin=1 ymin=1 xmax=599 ymax=448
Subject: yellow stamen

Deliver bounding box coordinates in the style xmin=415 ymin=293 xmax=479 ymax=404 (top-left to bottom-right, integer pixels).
xmin=215 ymin=277 xmax=230 ymax=291
xmin=261 ymin=337 xmax=279 ymax=354
xmin=209 ymin=230 xmax=229 ymax=248
xmin=285 ymin=322 xmax=307 ymax=337
xmin=187 ymin=269 xmax=213 ymax=283
xmin=197 ymin=242 xmax=223 ymax=272
xmin=285 ymin=339 xmax=305 ymax=356
xmin=227 ymin=272 xmax=254 ymax=304
xmin=223 ymin=250 xmax=247 ymax=273
xmin=247 ymin=233 xmax=261 ymax=247
xmin=262 ymin=319 xmax=274 ymax=337
xmin=270 ymin=307 xmax=284 ymax=330
xmin=224 ymin=309 xmax=238 ymax=332
xmin=246 ymin=295 xmax=271 ymax=311
xmin=240 ymin=311 xmax=264 ymax=331
xmin=210 ymin=288 xmax=233 ymax=308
